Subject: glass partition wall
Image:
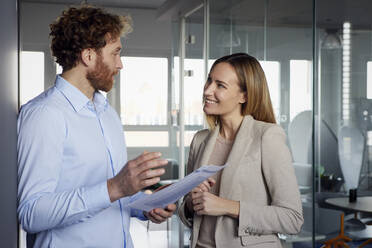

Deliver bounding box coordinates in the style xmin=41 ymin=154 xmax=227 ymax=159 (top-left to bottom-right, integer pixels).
xmin=181 ymin=0 xmax=372 ymax=247
xmin=314 ymin=1 xmax=372 ymax=247
xmin=182 ymin=0 xmax=315 ymax=247
xmin=172 ymin=0 xmax=315 ymax=246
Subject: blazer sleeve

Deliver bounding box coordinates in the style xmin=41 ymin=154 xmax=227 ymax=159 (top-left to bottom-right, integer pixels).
xmin=177 ymin=132 xmax=199 ymax=228
xmin=238 ymin=125 xmax=304 ymax=236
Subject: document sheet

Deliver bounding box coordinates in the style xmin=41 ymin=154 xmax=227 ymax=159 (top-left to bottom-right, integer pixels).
xmin=128 ymin=164 xmax=227 ymax=212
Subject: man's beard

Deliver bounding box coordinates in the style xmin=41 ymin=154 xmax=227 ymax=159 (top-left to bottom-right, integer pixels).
xmin=86 ymin=55 xmax=117 ymax=92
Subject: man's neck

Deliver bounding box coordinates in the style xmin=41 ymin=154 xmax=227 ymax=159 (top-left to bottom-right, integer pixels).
xmin=61 ymin=67 xmax=95 ymax=101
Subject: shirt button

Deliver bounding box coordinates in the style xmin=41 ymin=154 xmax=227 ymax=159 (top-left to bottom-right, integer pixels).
xmin=245 ymin=228 xmax=250 ymax=234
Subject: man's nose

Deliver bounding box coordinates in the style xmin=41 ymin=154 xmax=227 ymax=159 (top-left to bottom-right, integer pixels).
xmin=117 ymin=58 xmax=123 ymax=70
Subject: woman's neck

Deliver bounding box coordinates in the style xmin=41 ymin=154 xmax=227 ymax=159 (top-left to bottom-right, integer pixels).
xmin=219 ymin=115 xmax=244 ymax=141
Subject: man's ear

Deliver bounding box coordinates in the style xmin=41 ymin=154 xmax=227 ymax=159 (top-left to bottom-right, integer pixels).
xmin=81 ymin=48 xmax=96 ymax=67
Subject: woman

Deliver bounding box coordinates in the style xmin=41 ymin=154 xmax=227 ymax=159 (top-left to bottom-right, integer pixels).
xmin=178 ymin=53 xmax=303 ymax=248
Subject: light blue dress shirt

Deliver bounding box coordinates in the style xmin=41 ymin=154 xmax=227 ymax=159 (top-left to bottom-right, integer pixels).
xmin=17 ymin=76 xmax=146 ymax=248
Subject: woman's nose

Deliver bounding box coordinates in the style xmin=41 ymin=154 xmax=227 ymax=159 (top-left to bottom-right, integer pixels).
xmin=204 ymin=82 xmax=214 ymax=95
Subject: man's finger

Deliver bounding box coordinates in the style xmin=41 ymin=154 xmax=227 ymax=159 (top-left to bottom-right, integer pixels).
xmin=165 ymin=203 xmax=176 ymax=212
xmin=133 ymin=152 xmax=163 ymax=165
xmin=149 ymin=210 xmax=166 ymax=222
xmin=148 ymin=213 xmax=162 ymax=224
xmin=138 ymin=158 xmax=168 ymax=173
xmin=153 ymin=207 xmax=173 ymax=218
xmin=139 ymin=167 xmax=165 ymax=180
xmin=141 ymin=177 xmax=161 ymax=188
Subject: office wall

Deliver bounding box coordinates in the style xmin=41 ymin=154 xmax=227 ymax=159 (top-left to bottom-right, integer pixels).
xmin=0 ymin=0 xmax=19 ymax=247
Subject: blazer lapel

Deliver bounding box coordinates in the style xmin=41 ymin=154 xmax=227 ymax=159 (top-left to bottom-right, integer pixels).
xmin=219 ymin=115 xmax=255 ymax=198
xmin=197 ymin=125 xmax=220 ymax=169
xmin=191 ymin=126 xmax=219 ymax=248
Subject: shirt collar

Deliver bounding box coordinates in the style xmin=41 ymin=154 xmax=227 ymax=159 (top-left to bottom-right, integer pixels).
xmin=92 ymin=91 xmax=108 ymax=114
xmin=55 ymin=75 xmax=108 ymax=113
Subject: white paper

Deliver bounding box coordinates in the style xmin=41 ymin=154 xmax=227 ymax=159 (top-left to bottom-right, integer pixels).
xmin=128 ymin=164 xmax=227 ymax=212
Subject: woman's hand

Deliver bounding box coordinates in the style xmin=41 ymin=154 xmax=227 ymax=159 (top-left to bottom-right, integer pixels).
xmin=191 ymin=191 xmax=240 ymax=218
xmin=186 ymin=178 xmax=216 ymax=212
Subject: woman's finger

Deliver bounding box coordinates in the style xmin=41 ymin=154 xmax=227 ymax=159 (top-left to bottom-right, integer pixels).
xmin=207 ymin=178 xmax=216 ymax=187
xmin=193 ymin=203 xmax=204 ymax=212
xmin=191 ymin=191 xmax=203 ymax=200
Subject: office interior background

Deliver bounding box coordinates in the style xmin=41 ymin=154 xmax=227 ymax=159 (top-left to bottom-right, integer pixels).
xmin=2 ymin=0 xmax=372 ymax=247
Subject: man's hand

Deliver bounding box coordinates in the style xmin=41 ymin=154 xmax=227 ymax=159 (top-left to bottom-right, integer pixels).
xmin=107 ymin=152 xmax=167 ymax=202
xmin=144 ymin=204 xmax=177 ymax=224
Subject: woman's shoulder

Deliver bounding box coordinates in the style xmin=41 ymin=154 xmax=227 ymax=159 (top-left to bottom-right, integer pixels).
xmin=192 ymin=128 xmax=210 ymax=143
xmin=251 ymin=118 xmax=285 ymax=137
xmin=188 ymin=128 xmax=212 ymax=149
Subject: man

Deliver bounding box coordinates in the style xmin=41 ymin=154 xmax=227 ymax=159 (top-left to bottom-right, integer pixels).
xmin=17 ymin=5 xmax=176 ymax=247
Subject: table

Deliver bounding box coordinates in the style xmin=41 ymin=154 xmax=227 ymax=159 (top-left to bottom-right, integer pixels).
xmin=325 ymin=196 xmax=372 ymax=248
xmin=325 ymin=197 xmax=372 ymax=214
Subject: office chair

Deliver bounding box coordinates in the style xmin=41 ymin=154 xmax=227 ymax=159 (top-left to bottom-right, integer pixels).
xmin=338 ymin=126 xmax=365 ymax=193
xmin=288 ymin=110 xmax=312 ymax=164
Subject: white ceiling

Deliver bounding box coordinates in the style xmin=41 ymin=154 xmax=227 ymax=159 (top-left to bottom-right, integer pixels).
xmin=21 ymin=0 xmax=168 ymax=9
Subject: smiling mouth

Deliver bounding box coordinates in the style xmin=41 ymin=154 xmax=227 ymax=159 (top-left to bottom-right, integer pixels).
xmin=205 ymin=99 xmax=218 ymax=104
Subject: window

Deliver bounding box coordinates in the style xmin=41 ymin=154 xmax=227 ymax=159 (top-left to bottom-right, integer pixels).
xmin=290 ymin=60 xmax=312 ymax=121
xmin=120 ymin=56 xmax=168 ymax=125
xmin=173 ymin=57 xmax=215 ymax=126
xmin=56 ymin=63 xmax=62 ymax=74
xmin=177 ymin=130 xmax=198 ymax=147
xmin=20 ymin=51 xmax=44 ymax=105
xmin=367 ymin=62 xmax=372 ymax=99
xmin=124 ymin=131 xmax=168 ymax=147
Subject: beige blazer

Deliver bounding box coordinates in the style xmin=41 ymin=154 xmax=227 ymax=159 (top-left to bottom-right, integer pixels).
xmin=178 ymin=115 xmax=304 ymax=248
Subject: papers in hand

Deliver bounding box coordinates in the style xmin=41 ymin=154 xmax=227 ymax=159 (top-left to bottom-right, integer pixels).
xmin=128 ymin=164 xmax=227 ymax=212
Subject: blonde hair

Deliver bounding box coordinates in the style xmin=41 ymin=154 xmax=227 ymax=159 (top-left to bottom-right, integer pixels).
xmin=205 ymin=53 xmax=276 ymax=129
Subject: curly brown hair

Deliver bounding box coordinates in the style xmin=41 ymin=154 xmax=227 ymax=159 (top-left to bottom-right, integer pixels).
xmin=50 ymin=5 xmax=132 ymax=71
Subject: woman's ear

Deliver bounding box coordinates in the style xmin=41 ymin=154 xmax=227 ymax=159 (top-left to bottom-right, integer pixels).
xmin=239 ymin=92 xmax=247 ymax=104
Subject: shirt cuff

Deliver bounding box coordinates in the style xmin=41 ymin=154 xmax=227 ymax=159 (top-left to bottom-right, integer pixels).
xmin=132 ymin=208 xmax=148 ymax=220
xmin=83 ymin=181 xmax=111 ymax=214
xmin=129 ymin=191 xmax=148 ymax=220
